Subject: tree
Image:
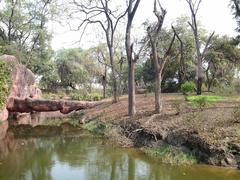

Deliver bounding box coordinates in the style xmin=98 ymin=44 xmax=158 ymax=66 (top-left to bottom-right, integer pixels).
xmin=0 ymin=0 xmax=59 ymax=78
xmin=147 ymin=0 xmax=175 ymax=113
xmin=205 ymin=35 xmax=240 ymax=91
xmin=186 ymin=0 xmax=214 ymax=95
xmin=71 ymin=0 xmax=129 ymax=103
xmin=169 ymin=16 xmax=197 ymax=89
xmin=125 ymin=0 xmax=141 ymax=116
xmin=55 ymin=48 xmax=100 ymax=90
xmin=90 ymin=44 xmax=109 ymax=98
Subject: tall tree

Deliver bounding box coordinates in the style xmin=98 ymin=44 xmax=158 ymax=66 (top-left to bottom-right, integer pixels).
xmin=0 ymin=0 xmax=58 ymax=76
xmin=205 ymin=35 xmax=240 ymax=91
xmin=186 ymin=0 xmax=214 ymax=95
xmin=147 ymin=0 xmax=175 ymax=113
xmin=71 ymin=0 xmax=129 ymax=103
xmin=125 ymin=0 xmax=141 ymax=116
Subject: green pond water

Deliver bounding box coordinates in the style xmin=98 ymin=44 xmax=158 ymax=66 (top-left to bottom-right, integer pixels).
xmin=0 ymin=136 xmax=239 ymax=180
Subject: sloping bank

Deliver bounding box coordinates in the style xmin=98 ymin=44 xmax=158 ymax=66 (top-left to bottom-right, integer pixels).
xmin=80 ymin=95 xmax=240 ymax=169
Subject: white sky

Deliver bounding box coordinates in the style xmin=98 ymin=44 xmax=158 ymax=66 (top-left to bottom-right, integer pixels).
xmin=51 ymin=0 xmax=237 ymax=51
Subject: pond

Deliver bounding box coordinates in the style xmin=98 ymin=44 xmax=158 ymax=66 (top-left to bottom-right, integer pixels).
xmin=0 ymin=135 xmax=239 ymax=180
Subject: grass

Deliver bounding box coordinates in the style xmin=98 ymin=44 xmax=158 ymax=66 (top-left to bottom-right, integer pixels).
xmin=186 ymin=95 xmax=223 ymax=103
xmin=186 ymin=95 xmax=224 ymax=110
xmin=143 ymin=146 xmax=197 ymax=165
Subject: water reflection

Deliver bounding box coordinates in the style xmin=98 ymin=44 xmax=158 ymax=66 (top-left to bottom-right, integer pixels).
xmin=0 ymin=136 xmax=239 ymax=180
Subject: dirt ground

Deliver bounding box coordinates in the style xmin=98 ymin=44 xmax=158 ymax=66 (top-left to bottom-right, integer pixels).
xmin=82 ymin=93 xmax=240 ymax=168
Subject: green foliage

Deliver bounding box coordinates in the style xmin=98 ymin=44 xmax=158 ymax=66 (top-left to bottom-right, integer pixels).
xmin=135 ymin=65 xmax=143 ymax=84
xmin=187 ymin=95 xmax=223 ymax=110
xmin=55 ymin=48 xmax=101 ymax=89
xmin=142 ymin=59 xmax=155 ymax=89
xmin=70 ymin=92 xmax=103 ymax=101
xmin=181 ymin=81 xmax=195 ymax=95
xmin=0 ymin=0 xmax=57 ymax=78
xmin=144 ymin=146 xmax=197 ymax=165
xmin=0 ymin=61 xmax=11 ymax=108
xmin=82 ymin=120 xmax=106 ymax=135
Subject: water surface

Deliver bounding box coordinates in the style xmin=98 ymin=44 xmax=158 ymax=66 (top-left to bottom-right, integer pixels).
xmin=0 ymin=136 xmax=239 ymax=180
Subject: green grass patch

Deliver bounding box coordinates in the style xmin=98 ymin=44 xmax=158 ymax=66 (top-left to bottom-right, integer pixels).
xmin=0 ymin=61 xmax=11 ymax=109
xmin=186 ymin=95 xmax=223 ymax=109
xmin=186 ymin=95 xmax=223 ymax=103
xmin=143 ymin=146 xmax=197 ymax=165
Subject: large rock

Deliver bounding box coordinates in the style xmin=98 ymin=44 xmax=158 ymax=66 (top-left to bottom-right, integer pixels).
xmin=0 ymin=55 xmax=41 ymax=122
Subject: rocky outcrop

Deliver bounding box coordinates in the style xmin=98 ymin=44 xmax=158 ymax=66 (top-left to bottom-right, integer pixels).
xmin=0 ymin=55 xmax=102 ymax=124
xmin=0 ymin=55 xmax=41 ymax=122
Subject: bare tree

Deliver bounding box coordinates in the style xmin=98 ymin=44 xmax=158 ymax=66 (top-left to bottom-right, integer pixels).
xmin=186 ymin=0 xmax=214 ymax=95
xmin=147 ymin=0 xmax=175 ymax=113
xmin=125 ymin=0 xmax=141 ymax=116
xmin=71 ymin=0 xmax=129 ymax=103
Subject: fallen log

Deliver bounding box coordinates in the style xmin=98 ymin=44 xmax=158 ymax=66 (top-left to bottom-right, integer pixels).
xmin=7 ymin=97 xmax=102 ymax=114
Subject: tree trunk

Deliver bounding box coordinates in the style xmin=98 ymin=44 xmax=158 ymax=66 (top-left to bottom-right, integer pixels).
xmin=103 ymin=66 xmax=107 ymax=98
xmin=126 ymin=17 xmax=135 ymax=116
xmin=196 ymin=77 xmax=202 ymax=95
xmin=155 ymin=72 xmax=162 ymax=113
xmin=195 ymin=35 xmax=203 ymax=95
xmin=196 ymin=58 xmax=203 ymax=95
xmin=109 ymin=46 xmax=118 ymax=103
xmin=7 ymin=97 xmax=102 ymax=114
xmin=128 ymin=60 xmax=136 ymax=116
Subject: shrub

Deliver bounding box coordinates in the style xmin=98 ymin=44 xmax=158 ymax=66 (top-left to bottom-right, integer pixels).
xmin=194 ymin=96 xmax=207 ymax=110
xmin=232 ymin=107 xmax=240 ymax=123
xmin=181 ymin=81 xmax=195 ymax=95
xmin=82 ymin=120 xmax=106 ymax=135
xmin=0 ymin=61 xmax=11 ymax=108
xmin=70 ymin=92 xmax=102 ymax=101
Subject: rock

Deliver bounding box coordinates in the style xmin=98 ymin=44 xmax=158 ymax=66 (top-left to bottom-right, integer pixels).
xmin=0 ymin=55 xmax=41 ymax=122
xmin=0 ymin=108 xmax=8 ymax=122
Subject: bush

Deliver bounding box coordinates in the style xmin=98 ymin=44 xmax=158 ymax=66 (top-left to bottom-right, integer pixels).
xmin=70 ymin=92 xmax=103 ymax=101
xmin=0 ymin=61 xmax=11 ymax=108
xmin=181 ymin=81 xmax=195 ymax=95
xmin=82 ymin=120 xmax=106 ymax=135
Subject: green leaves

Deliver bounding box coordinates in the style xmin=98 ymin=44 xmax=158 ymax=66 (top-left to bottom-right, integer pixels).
xmin=0 ymin=61 xmax=11 ymax=108
xmin=181 ymin=81 xmax=195 ymax=95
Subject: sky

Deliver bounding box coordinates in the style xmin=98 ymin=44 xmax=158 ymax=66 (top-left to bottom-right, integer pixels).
xmin=50 ymin=0 xmax=237 ymax=51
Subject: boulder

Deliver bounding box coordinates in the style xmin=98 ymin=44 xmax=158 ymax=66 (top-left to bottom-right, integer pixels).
xmin=0 ymin=55 xmax=41 ymax=122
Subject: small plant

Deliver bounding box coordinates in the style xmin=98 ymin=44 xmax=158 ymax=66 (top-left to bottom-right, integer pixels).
xmin=195 ymin=96 xmax=207 ymax=110
xmin=181 ymin=81 xmax=195 ymax=96
xmin=187 ymin=95 xmax=223 ymax=110
xmin=172 ymin=101 xmax=181 ymax=115
xmin=232 ymin=107 xmax=240 ymax=123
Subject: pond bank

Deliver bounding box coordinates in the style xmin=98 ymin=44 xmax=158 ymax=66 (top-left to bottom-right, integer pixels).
xmin=3 ymin=93 xmax=240 ymax=169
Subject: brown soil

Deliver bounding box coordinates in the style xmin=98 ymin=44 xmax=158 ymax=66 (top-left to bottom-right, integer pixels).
xmin=82 ymin=93 xmax=240 ymax=168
